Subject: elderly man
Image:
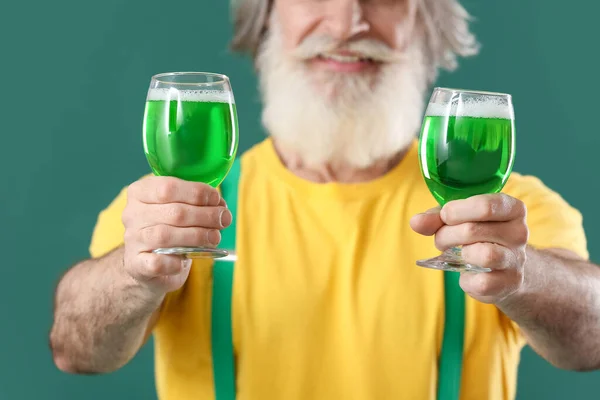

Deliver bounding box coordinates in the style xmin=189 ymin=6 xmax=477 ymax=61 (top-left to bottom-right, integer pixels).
xmin=50 ymin=0 xmax=600 ymax=399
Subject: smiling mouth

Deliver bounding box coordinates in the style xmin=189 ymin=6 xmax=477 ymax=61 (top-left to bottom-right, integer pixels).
xmin=317 ymin=53 xmax=376 ymax=63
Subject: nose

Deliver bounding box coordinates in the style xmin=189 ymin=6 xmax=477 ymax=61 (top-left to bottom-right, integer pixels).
xmin=325 ymin=0 xmax=369 ymax=42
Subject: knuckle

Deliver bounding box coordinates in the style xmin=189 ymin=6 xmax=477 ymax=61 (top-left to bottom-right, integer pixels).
xmin=499 ymin=193 xmax=512 ymax=205
xmin=144 ymin=255 xmax=165 ymax=276
xmin=192 ymin=183 xmax=215 ymax=205
xmin=145 ymin=225 xmax=170 ymax=246
xmin=121 ymin=209 xmax=132 ymax=226
xmin=207 ymin=188 xmax=221 ymax=205
xmin=503 ymin=195 xmax=527 ymax=219
xmin=464 ymin=222 xmax=481 ymax=239
xmin=190 ymin=228 xmax=208 ymax=245
xmin=514 ymin=261 xmax=525 ymax=283
xmin=471 ymin=276 xmax=494 ymax=297
xmin=154 ymin=225 xmax=171 ymax=244
xmin=156 ymin=179 xmax=177 ymax=203
xmin=167 ymin=205 xmax=187 ymax=225
xmin=123 ymin=229 xmax=136 ymax=244
xmin=479 ymin=197 xmax=498 ymax=219
xmin=211 ymin=209 xmax=223 ymax=227
xmin=515 ymin=223 xmax=529 ymax=244
xmin=121 ymin=202 xmax=139 ymax=227
xmin=126 ymin=181 xmax=139 ymax=199
xmin=189 ymin=185 xmax=206 ymax=205
xmin=510 ymin=196 xmax=527 ymax=217
xmin=481 ymin=244 xmax=502 ymax=266
xmin=517 ymin=248 xmax=528 ymax=266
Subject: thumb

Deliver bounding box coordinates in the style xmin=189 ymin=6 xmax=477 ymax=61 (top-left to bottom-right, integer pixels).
xmin=409 ymin=207 xmax=443 ymax=236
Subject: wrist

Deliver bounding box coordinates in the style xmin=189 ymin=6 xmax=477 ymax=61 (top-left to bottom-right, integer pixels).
xmin=495 ymin=285 xmax=526 ymax=314
xmin=116 ymin=253 xmax=166 ymax=309
xmin=495 ymin=268 xmax=536 ymax=320
xmin=495 ymin=248 xmax=537 ymax=309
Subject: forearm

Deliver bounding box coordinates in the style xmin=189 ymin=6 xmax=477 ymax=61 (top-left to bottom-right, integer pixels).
xmin=497 ymin=246 xmax=600 ymax=371
xmin=50 ymin=246 xmax=163 ymax=374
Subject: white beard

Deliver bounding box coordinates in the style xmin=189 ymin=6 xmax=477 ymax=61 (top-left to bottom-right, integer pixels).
xmin=256 ymin=18 xmax=431 ymax=169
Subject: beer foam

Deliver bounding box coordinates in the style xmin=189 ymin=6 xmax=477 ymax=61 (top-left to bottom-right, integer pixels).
xmin=147 ymin=88 xmax=234 ymax=103
xmin=426 ymin=97 xmax=513 ymax=119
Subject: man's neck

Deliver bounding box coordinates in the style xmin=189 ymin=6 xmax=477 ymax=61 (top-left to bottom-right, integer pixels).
xmin=272 ymin=139 xmax=409 ymax=184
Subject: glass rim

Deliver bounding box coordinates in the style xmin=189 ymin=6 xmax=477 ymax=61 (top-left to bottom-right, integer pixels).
xmin=151 ymin=71 xmax=230 ymax=86
xmin=434 ymin=87 xmax=512 ymax=98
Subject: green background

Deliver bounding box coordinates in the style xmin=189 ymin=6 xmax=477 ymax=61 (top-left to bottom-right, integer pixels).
xmin=2 ymin=0 xmax=599 ymax=398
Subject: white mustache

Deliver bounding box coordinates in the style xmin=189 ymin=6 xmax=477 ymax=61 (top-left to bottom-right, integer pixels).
xmin=292 ymin=35 xmax=403 ymax=63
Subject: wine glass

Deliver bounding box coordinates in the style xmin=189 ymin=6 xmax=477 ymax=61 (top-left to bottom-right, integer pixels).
xmin=416 ymin=88 xmax=515 ymax=273
xmin=142 ymin=72 xmax=239 ymax=259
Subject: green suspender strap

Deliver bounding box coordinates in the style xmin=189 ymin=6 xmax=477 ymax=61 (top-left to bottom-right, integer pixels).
xmin=438 ymin=271 xmax=466 ymax=400
xmin=210 ymin=158 xmax=465 ymax=400
xmin=211 ymin=158 xmax=240 ymax=400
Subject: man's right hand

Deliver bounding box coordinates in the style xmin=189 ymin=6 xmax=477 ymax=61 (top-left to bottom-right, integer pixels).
xmin=121 ymin=176 xmax=232 ymax=295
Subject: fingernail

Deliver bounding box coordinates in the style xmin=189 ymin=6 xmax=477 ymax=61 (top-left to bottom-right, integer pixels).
xmin=424 ymin=207 xmax=440 ymax=215
xmin=182 ymin=259 xmax=192 ymax=269
xmin=207 ymin=230 xmax=221 ymax=246
xmin=208 ymin=191 xmax=220 ymax=206
xmin=220 ymin=209 xmax=232 ymax=227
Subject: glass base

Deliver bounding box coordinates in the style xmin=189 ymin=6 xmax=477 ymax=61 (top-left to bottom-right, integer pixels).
xmin=416 ymin=247 xmax=491 ymax=273
xmin=153 ymin=247 xmax=228 ymax=259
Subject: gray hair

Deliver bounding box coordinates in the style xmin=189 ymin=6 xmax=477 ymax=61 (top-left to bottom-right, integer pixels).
xmin=230 ymin=0 xmax=479 ymax=71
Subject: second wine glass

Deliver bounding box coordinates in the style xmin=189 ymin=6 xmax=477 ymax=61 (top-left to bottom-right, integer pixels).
xmin=416 ymin=88 xmax=516 ymax=273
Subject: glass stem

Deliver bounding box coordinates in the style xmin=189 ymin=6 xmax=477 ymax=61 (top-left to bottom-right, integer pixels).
xmin=444 ymin=246 xmax=464 ymax=262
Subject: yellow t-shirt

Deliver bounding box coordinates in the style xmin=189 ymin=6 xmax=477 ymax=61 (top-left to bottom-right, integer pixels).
xmin=89 ymin=139 xmax=588 ymax=400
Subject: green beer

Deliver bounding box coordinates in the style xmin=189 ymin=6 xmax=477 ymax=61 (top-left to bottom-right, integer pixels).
xmin=419 ymin=110 xmax=515 ymax=206
xmin=143 ymin=89 xmax=238 ymax=187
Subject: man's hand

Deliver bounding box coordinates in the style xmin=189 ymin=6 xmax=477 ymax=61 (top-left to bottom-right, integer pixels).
xmin=123 ymin=176 xmax=233 ymax=295
xmin=50 ymin=175 xmax=234 ymax=374
xmin=410 ymin=193 xmax=529 ymax=304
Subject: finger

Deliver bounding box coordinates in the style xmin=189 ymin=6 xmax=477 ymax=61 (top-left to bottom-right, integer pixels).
xmin=134 ymin=253 xmax=186 ymax=278
xmin=441 ymin=194 xmax=526 ymax=225
xmin=218 ymin=196 xmax=227 ymax=208
xmin=409 ymin=207 xmax=443 ymax=236
xmin=459 ymin=267 xmax=522 ymax=303
xmin=461 ymin=242 xmax=516 ymax=271
xmin=137 ymin=225 xmax=221 ymax=251
xmin=132 ymin=204 xmax=232 ymax=229
xmin=434 ymin=219 xmax=528 ymax=250
xmin=128 ymin=176 xmax=221 ymax=206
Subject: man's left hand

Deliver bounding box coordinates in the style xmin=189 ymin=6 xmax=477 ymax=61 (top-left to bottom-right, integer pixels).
xmin=410 ymin=194 xmax=529 ymax=304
